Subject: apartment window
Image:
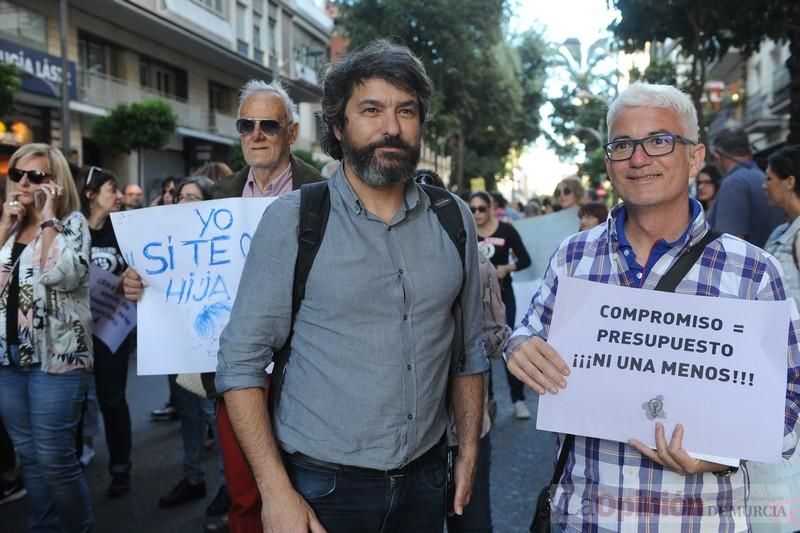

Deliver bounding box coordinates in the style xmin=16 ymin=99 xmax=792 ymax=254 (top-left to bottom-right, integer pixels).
xmin=140 ymin=57 xmax=187 ymax=99
xmin=236 ymin=2 xmax=248 ymax=57
xmin=253 ymin=18 xmax=263 ymax=64
xmin=268 ymin=17 xmax=277 ymax=60
xmin=78 ymin=33 xmax=114 ymax=75
xmin=209 ymin=81 xmax=235 ymax=114
xmin=253 ymin=0 xmax=263 ymax=14
xmin=0 ymin=0 xmax=47 ymax=50
xmin=191 ymin=0 xmax=225 ymax=16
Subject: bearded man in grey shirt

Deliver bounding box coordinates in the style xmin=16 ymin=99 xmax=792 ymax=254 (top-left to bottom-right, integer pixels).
xmin=216 ymin=40 xmax=488 ymax=533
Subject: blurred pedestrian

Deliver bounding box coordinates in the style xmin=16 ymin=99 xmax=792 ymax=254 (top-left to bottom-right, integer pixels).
xmin=578 ymin=201 xmax=608 ymax=231
xmin=192 ymin=162 xmax=233 ymax=184
xmin=0 ymin=418 xmax=26 ymax=506
xmin=0 ymin=143 xmax=94 ymax=532
xmin=523 ymin=199 xmax=541 ymax=218
xmin=150 ymin=176 xmax=178 ymax=207
xmin=553 ymin=177 xmax=584 ymax=211
xmin=695 ymin=165 xmax=721 ymax=213
xmin=80 ymin=166 xmax=135 ymax=498
xmin=470 ymin=190 xmax=532 ymax=419
xmin=764 ymin=146 xmax=800 ymax=301
xmin=707 ymin=127 xmax=785 ymax=246
xmin=122 ymin=183 xmax=144 ymax=210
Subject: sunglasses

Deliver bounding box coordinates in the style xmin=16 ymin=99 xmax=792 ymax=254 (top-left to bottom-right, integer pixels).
xmin=8 ymin=168 xmax=51 ymax=184
xmin=85 ymin=166 xmax=102 ymax=187
xmin=469 ymin=205 xmax=489 ymax=214
xmin=554 ymin=187 xmax=572 ymax=198
xmin=236 ymin=118 xmax=288 ymax=137
xmin=696 ymin=179 xmax=713 ymax=186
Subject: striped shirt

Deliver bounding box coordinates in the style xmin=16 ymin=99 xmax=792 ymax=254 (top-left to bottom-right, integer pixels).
xmin=509 ymin=200 xmax=800 ymax=532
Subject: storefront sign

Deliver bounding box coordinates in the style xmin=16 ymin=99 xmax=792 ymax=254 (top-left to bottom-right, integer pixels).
xmin=0 ymin=38 xmax=77 ymax=100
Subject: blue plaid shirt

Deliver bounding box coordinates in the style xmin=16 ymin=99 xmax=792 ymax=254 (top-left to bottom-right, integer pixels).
xmin=509 ymin=200 xmax=800 ymax=532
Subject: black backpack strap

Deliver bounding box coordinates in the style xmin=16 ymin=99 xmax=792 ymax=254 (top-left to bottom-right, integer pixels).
xmin=269 ymin=181 xmax=330 ymax=412
xmin=654 ymin=229 xmax=721 ymax=292
xmin=419 ymin=184 xmax=466 ymax=268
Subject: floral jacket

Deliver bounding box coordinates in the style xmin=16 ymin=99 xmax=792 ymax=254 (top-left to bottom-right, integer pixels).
xmin=0 ymin=211 xmax=93 ymax=373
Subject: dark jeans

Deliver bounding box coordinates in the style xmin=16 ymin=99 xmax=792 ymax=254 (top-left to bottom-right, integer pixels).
xmin=0 ymin=416 xmax=15 ymax=473
xmin=284 ymin=449 xmax=447 ymax=533
xmin=501 ymin=286 xmax=525 ymax=403
xmin=446 ymin=434 xmax=492 ymax=533
xmin=93 ymin=336 xmax=132 ymax=475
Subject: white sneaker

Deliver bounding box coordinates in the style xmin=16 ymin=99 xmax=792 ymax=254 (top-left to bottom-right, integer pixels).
xmin=514 ymin=400 xmax=531 ymax=419
xmin=80 ymin=444 xmax=95 ymax=467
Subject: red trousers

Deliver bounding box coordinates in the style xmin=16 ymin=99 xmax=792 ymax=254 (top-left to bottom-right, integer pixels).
xmin=217 ymin=397 xmax=263 ymax=533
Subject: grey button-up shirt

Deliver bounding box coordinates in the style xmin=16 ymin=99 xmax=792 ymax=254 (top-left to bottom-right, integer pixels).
xmin=216 ymin=167 xmax=488 ymax=470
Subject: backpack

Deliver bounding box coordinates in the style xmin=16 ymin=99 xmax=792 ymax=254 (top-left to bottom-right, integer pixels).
xmin=478 ymin=253 xmax=510 ymax=359
xmin=268 ymin=180 xmax=467 ymax=411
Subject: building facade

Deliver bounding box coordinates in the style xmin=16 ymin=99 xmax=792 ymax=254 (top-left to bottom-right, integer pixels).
xmin=0 ymin=0 xmax=331 ymax=198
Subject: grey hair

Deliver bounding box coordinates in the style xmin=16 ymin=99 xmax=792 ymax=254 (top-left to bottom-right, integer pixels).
xmin=607 ymin=83 xmax=698 ymax=142
xmin=177 ymin=175 xmax=215 ymax=201
xmin=238 ymin=79 xmax=298 ymax=123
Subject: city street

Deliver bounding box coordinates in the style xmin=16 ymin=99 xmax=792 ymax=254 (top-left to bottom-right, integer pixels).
xmin=1 ymin=358 xmax=556 ymax=533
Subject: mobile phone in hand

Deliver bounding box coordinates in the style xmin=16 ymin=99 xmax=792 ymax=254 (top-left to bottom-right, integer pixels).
xmin=34 ymin=189 xmax=46 ymax=210
xmin=446 ymin=447 xmax=456 ymax=514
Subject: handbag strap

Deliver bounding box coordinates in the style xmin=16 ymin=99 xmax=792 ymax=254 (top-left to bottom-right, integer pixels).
xmin=654 ymin=229 xmax=721 ymax=292
xmin=549 ymin=229 xmax=721 ymax=490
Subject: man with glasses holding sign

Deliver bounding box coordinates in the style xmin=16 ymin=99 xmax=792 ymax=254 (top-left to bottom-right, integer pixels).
xmin=505 ymin=83 xmax=800 ymax=531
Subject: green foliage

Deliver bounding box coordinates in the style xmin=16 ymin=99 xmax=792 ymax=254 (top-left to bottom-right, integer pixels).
xmin=610 ymin=0 xmax=791 ymax=142
xmin=91 ymin=99 xmax=177 ymax=154
xmin=629 ymin=59 xmax=677 ymax=86
xmin=293 ymin=148 xmax=326 ymax=171
xmin=546 ymin=37 xmax=616 ymax=186
xmin=228 ymin=142 xmax=245 ymax=171
xmin=0 ymin=63 xmax=21 ymax=120
xmin=335 ymin=0 xmax=548 ymax=189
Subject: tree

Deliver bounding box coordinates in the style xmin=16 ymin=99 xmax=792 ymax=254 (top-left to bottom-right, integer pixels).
xmin=610 ymin=0 xmax=791 ymax=144
xmin=546 ymin=37 xmax=617 ymax=185
xmin=92 ymin=100 xmax=177 ymax=185
xmin=629 ymin=59 xmax=677 ymax=86
xmin=334 ymin=0 xmax=548 ymax=191
xmin=0 ymin=63 xmax=22 ymax=120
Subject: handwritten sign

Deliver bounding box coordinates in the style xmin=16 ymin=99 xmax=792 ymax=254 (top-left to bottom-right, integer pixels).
xmin=110 ymin=198 xmax=274 ymax=375
xmin=89 ymin=266 xmax=137 ymax=353
xmin=537 ymin=277 xmax=791 ymax=463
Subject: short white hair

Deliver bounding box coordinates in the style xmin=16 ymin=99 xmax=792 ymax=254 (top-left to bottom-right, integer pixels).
xmin=607 ymin=83 xmax=699 ymax=142
xmin=238 ymin=79 xmax=298 ymax=123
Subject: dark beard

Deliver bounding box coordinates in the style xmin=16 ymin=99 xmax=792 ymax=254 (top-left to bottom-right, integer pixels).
xmin=341 ymin=134 xmax=420 ymax=187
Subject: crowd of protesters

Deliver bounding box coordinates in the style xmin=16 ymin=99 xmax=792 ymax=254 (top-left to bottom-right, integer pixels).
xmin=1 ymin=38 xmax=799 ymax=533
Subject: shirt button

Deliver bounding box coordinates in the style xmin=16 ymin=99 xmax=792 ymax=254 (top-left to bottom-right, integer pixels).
xmin=403 ymin=314 xmax=408 ymax=320
xmin=399 ymin=269 xmax=403 ymax=275
xmin=407 ymin=364 xmax=412 ymax=371
xmin=623 ymin=250 xmax=630 ymax=256
xmin=636 ymin=272 xmax=643 ymax=279
xmin=387 ymin=227 xmax=392 ymax=232
xmin=408 ymin=414 xmax=413 ymax=420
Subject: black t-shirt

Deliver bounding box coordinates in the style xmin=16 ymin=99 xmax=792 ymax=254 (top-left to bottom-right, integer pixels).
xmin=6 ymin=241 xmax=27 ymax=350
xmin=478 ymin=221 xmax=531 ymax=291
xmin=90 ymin=217 xmax=126 ymax=276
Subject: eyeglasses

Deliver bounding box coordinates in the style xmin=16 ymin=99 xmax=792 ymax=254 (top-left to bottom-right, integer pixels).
xmin=604 ymin=133 xmax=697 ymax=161
xmin=469 ymin=205 xmax=488 ymax=214
xmin=8 ymin=168 xmax=52 ymax=184
xmin=554 ymin=186 xmax=572 ymax=198
xmin=236 ymin=118 xmax=289 ymax=137
xmin=696 ymin=179 xmax=713 ymax=186
xmin=85 ymin=166 xmax=102 ymax=187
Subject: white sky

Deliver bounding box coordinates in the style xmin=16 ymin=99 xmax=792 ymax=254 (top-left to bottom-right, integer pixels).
xmin=503 ymin=0 xmax=619 ymax=199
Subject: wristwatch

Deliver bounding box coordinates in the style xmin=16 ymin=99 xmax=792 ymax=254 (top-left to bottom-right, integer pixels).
xmin=40 ymin=218 xmax=63 ymax=232
xmin=712 ymin=465 xmax=739 ymax=477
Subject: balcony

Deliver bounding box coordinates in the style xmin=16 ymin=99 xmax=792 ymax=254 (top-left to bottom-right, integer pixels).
xmin=77 ymin=69 xmax=237 ymax=139
xmin=293 ymin=61 xmax=319 ymax=86
xmin=770 ymin=66 xmax=791 ymax=115
xmin=744 ymin=91 xmax=783 ymax=134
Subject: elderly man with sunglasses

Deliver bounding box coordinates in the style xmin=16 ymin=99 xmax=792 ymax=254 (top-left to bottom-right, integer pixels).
xmin=124 ymin=80 xmax=322 ymax=532
xmin=505 ymin=83 xmax=800 ymax=532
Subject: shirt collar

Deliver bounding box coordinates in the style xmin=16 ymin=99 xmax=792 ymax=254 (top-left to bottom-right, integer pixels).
xmin=245 ymin=164 xmax=292 ymax=196
xmin=772 ymin=217 xmax=800 ymax=245
xmin=610 ymin=197 xmax=706 ymax=251
xmin=330 ymin=165 xmax=421 ymax=218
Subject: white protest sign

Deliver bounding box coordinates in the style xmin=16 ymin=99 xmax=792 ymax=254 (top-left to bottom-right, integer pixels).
xmin=89 ymin=266 xmax=137 ymax=352
xmin=511 ymin=207 xmax=579 ymax=283
xmin=111 ymin=198 xmax=274 ymax=375
xmin=538 ymin=277 xmax=791 ymax=463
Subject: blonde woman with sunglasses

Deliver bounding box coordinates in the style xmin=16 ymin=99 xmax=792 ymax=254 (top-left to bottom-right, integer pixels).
xmin=0 ymin=143 xmax=93 ymax=531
